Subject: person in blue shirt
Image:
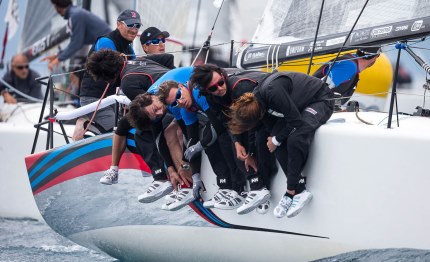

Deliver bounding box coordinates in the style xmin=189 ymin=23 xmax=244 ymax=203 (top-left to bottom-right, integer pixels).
xmin=73 ymin=9 xmax=142 ymax=140
xmin=156 ymin=74 xmax=246 ymax=211
xmin=313 ymin=47 xmax=381 ymax=108
xmin=43 ymin=0 xmax=111 ymax=71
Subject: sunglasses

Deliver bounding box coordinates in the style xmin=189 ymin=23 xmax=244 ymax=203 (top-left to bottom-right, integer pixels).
xmin=206 ymin=78 xmax=225 ymax=92
xmin=145 ymin=38 xmax=166 ymax=45
xmin=170 ymin=88 xmax=183 ymax=107
xmin=14 ymin=64 xmax=29 ymax=70
xmin=122 ymin=21 xmax=141 ymax=29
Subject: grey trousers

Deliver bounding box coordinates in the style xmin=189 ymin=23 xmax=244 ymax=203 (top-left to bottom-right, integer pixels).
xmin=80 ymin=96 xmax=116 ymax=132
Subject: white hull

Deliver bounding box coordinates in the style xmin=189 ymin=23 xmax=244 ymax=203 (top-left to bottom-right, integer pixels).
xmin=25 ymin=112 xmax=430 ymax=261
xmin=0 ymin=103 xmax=74 ymax=219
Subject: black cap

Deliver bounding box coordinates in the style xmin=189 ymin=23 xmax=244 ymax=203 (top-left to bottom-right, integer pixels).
xmin=140 ymin=27 xmax=170 ymax=44
xmin=117 ymin=9 xmax=141 ymax=25
xmin=357 ymin=46 xmax=381 ymax=59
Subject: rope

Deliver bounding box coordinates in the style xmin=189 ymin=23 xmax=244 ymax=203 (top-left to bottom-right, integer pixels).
xmin=81 ymin=82 xmax=110 ymax=135
xmin=355 ymin=110 xmax=373 ymax=125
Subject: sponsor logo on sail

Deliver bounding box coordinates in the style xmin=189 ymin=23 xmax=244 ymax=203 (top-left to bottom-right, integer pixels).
xmin=286 ymin=45 xmax=305 ymax=56
xmin=326 ymin=36 xmax=346 ymax=46
xmin=371 ymin=26 xmax=392 ymax=37
xmin=244 ymin=50 xmax=266 ymax=62
xmin=395 ymin=25 xmax=408 ymax=32
xmin=307 ymin=40 xmax=324 ymax=52
xmin=350 ymin=30 xmax=370 ymax=43
xmin=411 ymin=20 xmax=423 ymax=32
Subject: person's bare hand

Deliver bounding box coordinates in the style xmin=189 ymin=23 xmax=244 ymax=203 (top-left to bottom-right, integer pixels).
xmin=72 ymin=118 xmax=87 ymax=141
xmin=2 ymin=92 xmax=16 ymax=104
xmin=168 ymin=166 xmax=183 ymax=191
xmin=244 ymin=155 xmax=258 ymax=172
xmin=40 ymin=54 xmax=57 ymax=63
xmin=235 ymin=142 xmax=248 ymax=161
xmin=178 ymin=167 xmax=192 ymax=187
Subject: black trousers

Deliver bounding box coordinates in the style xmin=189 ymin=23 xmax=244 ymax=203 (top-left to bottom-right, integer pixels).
xmin=235 ymin=126 xmax=277 ymax=191
xmin=200 ymin=123 xmax=245 ymax=192
xmin=271 ymin=90 xmax=333 ymax=192
xmin=134 ymin=129 xmax=168 ymax=180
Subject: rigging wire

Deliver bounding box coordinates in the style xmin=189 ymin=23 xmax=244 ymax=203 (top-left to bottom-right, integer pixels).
xmin=322 ymin=0 xmax=369 ymax=84
xmin=307 ymin=0 xmax=325 ymax=75
xmin=191 ymin=0 xmax=225 ymax=66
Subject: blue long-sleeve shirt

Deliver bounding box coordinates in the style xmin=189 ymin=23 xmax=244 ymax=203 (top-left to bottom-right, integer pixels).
xmin=57 ymin=5 xmax=111 ymax=61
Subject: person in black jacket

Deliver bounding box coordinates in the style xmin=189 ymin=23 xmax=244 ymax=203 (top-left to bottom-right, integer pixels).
xmin=228 ymin=71 xmax=334 ymax=218
xmin=0 ymin=54 xmax=43 ymax=103
xmin=190 ymin=64 xmax=277 ymax=215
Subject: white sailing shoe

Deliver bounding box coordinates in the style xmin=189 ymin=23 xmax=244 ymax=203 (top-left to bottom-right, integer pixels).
xmin=203 ymin=189 xmax=231 ymax=208
xmin=286 ymin=190 xmax=313 ymax=218
xmin=214 ymin=190 xmax=245 ymax=210
xmin=138 ymin=181 xmax=173 ymax=203
xmin=99 ymin=169 xmax=118 ymax=185
xmin=161 ymin=191 xmax=177 ymax=210
xmin=256 ymin=200 xmax=271 ymax=215
xmin=273 ymin=195 xmax=293 ymax=218
xmin=237 ymin=188 xmax=271 ymax=215
xmin=164 ymin=188 xmax=195 ymax=211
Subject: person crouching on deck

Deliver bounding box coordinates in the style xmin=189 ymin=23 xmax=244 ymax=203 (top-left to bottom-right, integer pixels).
xmin=228 ymin=72 xmax=334 ymax=218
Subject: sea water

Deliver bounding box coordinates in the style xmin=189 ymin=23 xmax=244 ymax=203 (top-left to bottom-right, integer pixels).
xmin=1 ymin=216 xmax=430 ymax=262
xmin=0 ymin=217 xmax=115 ymax=262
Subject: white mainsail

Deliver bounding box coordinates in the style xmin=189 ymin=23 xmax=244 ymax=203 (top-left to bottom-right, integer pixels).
xmin=240 ymin=0 xmax=430 ymax=68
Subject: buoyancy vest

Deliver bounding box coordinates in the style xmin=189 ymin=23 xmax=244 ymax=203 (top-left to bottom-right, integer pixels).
xmin=312 ymin=54 xmax=359 ymax=104
xmin=80 ymin=29 xmax=135 ymax=98
xmin=120 ymin=58 xmax=170 ymax=100
xmin=255 ymin=71 xmax=326 ymax=113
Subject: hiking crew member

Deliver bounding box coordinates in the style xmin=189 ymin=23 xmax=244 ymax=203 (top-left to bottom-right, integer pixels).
xmin=155 ymin=69 xmax=246 ymax=211
xmin=86 ymin=49 xmax=188 ymax=207
xmin=190 ymin=64 xmax=277 ymax=215
xmin=228 ymin=71 xmax=334 ymax=218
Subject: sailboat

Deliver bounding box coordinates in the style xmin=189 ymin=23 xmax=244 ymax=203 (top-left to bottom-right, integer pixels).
xmin=0 ymin=0 xmax=132 ymax=219
xmin=21 ymin=0 xmax=430 ymax=261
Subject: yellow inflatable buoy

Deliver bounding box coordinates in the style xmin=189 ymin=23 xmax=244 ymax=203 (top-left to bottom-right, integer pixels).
xmin=267 ymin=51 xmax=393 ymax=109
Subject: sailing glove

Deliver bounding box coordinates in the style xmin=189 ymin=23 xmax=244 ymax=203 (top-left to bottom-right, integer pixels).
xmin=192 ymin=173 xmax=206 ymax=199
xmin=184 ymin=141 xmax=204 ymax=161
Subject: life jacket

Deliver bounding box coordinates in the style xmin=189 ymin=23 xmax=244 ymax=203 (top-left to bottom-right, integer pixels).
xmin=80 ymin=29 xmax=135 ymax=98
xmin=119 ymin=59 xmax=170 ymax=100
xmin=312 ymin=53 xmax=359 ymax=104
xmin=254 ymin=71 xmax=326 ymax=113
